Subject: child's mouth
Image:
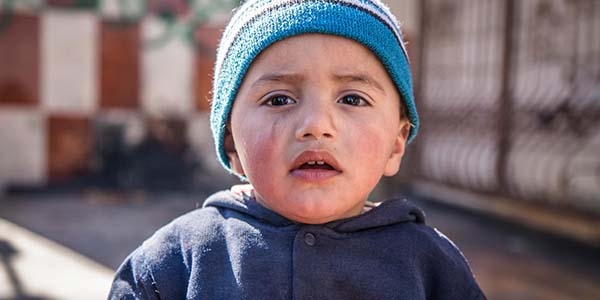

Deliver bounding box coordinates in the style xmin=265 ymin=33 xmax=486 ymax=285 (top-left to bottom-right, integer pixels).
xmin=299 ymin=161 xmax=335 ymax=170
xmin=290 ymin=151 xmax=342 ymax=182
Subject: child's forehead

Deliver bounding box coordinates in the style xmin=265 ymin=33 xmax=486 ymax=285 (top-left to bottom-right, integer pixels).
xmin=253 ymin=34 xmax=378 ymax=64
xmin=246 ymin=34 xmax=391 ymax=84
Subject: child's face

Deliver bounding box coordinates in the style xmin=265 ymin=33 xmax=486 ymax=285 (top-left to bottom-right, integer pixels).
xmin=226 ymin=34 xmax=410 ymax=224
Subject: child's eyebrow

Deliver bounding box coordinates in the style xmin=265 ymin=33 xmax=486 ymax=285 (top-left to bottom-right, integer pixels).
xmin=251 ymin=73 xmax=304 ymax=88
xmin=332 ymin=73 xmax=386 ymax=95
xmin=250 ymin=72 xmax=386 ymax=95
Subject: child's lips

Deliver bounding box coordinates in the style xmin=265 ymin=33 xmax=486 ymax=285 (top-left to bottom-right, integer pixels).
xmin=290 ymin=150 xmax=342 ymax=180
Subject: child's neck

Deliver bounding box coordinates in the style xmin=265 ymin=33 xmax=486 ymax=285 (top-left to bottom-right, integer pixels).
xmin=231 ymin=184 xmax=378 ymax=216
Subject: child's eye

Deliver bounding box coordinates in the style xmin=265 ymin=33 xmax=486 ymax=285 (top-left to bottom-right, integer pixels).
xmin=264 ymin=95 xmax=296 ymax=106
xmin=338 ymin=94 xmax=368 ymax=106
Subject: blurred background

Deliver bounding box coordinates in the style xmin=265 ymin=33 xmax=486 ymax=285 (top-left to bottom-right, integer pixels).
xmin=0 ymin=0 xmax=599 ymax=299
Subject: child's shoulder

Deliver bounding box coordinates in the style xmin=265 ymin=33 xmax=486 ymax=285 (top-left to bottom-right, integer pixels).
xmin=143 ymin=190 xmax=245 ymax=247
xmin=390 ymin=202 xmax=472 ymax=265
xmin=138 ymin=188 xmax=275 ymax=255
xmin=363 ymin=199 xmax=482 ymax=298
xmin=357 ymin=198 xmax=474 ymax=273
xmin=109 ymin=190 xmax=251 ymax=298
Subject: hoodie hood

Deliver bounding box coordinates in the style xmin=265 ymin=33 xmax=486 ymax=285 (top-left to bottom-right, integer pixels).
xmin=203 ymin=189 xmax=425 ymax=233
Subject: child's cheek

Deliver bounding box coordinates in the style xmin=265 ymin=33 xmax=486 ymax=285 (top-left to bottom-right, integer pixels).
xmin=350 ymin=123 xmax=396 ymax=173
xmin=239 ymin=125 xmax=282 ymax=183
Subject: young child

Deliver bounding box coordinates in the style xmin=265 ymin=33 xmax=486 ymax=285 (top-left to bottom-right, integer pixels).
xmin=109 ymin=0 xmax=486 ymax=299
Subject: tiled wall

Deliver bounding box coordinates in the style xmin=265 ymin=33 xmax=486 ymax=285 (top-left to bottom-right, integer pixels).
xmin=0 ymin=5 xmax=228 ymax=190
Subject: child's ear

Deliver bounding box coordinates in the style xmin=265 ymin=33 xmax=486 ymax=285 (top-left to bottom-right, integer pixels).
xmin=224 ymin=124 xmax=245 ymax=176
xmin=383 ymin=120 xmax=411 ymax=176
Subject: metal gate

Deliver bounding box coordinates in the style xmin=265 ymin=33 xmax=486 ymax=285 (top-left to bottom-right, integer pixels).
xmin=412 ymin=0 xmax=600 ymax=214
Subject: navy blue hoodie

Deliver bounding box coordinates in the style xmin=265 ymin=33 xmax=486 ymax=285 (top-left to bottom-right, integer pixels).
xmin=109 ymin=190 xmax=485 ymax=300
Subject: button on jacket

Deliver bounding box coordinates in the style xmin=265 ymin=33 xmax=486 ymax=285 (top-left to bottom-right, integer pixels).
xmin=109 ymin=190 xmax=485 ymax=300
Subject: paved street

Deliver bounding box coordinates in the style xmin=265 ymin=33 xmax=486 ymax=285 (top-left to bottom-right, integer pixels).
xmin=0 ymin=217 xmax=113 ymax=300
xmin=414 ymin=197 xmax=600 ymax=300
xmin=1 ymin=186 xmax=599 ymax=299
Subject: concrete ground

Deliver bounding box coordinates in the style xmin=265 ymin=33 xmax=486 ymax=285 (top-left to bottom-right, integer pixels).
xmin=0 ymin=218 xmax=113 ymax=300
xmin=1 ymin=186 xmax=599 ymax=299
xmin=416 ymin=198 xmax=600 ymax=300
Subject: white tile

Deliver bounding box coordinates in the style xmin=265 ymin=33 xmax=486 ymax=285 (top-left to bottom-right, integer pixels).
xmin=141 ymin=16 xmax=194 ymax=115
xmin=41 ymin=10 xmax=98 ymax=114
xmin=0 ymin=109 xmax=45 ymax=190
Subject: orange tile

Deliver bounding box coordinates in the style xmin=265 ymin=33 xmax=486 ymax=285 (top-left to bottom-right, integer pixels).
xmin=194 ymin=24 xmax=223 ymax=112
xmin=100 ymin=21 xmax=140 ymax=109
xmin=47 ymin=115 xmax=93 ymax=182
xmin=195 ymin=53 xmax=213 ymax=112
xmin=0 ymin=14 xmax=39 ymax=106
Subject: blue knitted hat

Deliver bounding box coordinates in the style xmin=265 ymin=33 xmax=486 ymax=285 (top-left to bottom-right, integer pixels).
xmin=211 ymin=0 xmax=419 ymax=173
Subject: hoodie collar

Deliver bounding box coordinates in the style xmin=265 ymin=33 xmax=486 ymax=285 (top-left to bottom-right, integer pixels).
xmin=203 ymin=190 xmax=295 ymax=227
xmin=203 ymin=189 xmax=425 ymax=233
xmin=327 ymin=198 xmax=425 ymax=232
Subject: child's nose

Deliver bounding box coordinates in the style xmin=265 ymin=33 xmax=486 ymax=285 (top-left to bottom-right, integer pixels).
xmin=295 ymin=102 xmax=336 ymax=141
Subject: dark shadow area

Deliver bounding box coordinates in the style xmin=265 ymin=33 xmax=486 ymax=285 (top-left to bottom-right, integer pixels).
xmin=91 ymin=117 xmax=200 ymax=192
xmin=5 ymin=116 xmax=209 ymax=196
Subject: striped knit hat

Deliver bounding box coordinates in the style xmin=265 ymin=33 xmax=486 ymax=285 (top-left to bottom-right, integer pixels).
xmin=211 ymin=0 xmax=419 ymax=173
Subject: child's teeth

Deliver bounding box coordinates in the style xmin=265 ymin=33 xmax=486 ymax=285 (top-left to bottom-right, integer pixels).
xmin=317 ymin=161 xmax=324 ymax=165
xmin=308 ymin=161 xmax=316 ymax=165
